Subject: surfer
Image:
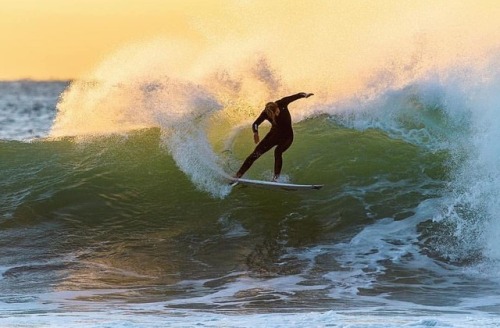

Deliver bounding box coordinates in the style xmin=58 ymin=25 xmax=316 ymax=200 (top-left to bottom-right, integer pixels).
xmin=234 ymin=92 xmax=314 ymax=181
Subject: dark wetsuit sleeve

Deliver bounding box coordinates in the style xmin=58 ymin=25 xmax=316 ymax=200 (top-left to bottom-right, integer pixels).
xmin=275 ymin=93 xmax=306 ymax=107
xmin=252 ymin=111 xmax=267 ymax=133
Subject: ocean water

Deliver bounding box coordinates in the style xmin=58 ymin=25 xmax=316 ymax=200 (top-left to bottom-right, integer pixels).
xmin=2 ymin=70 xmax=500 ymax=327
xmin=3 ymin=10 xmax=500 ymax=325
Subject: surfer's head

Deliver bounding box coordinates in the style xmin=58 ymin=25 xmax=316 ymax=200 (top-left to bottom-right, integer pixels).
xmin=265 ymin=102 xmax=279 ymax=125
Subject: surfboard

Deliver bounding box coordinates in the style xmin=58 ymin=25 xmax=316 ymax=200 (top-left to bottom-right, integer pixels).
xmin=229 ymin=178 xmax=323 ymax=191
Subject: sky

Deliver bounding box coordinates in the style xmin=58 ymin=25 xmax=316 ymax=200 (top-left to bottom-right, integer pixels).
xmin=0 ymin=0 xmax=216 ymax=80
xmin=1 ymin=0 xmax=500 ymax=81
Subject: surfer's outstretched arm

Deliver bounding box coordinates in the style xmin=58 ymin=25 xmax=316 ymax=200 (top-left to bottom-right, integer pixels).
xmin=276 ymin=92 xmax=314 ymax=107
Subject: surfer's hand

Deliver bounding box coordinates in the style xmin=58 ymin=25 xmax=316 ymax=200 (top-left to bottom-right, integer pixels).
xmin=300 ymin=92 xmax=314 ymax=98
xmin=253 ymin=132 xmax=260 ymax=144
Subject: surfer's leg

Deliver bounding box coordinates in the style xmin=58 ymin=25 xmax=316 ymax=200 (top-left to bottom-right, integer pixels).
xmin=235 ymin=135 xmax=276 ymax=178
xmin=273 ymin=136 xmax=293 ymax=181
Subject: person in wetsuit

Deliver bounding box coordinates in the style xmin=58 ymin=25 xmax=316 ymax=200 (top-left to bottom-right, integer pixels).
xmin=234 ymin=92 xmax=314 ymax=181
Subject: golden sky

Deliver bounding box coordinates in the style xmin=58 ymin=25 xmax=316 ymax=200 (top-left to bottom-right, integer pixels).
xmin=0 ymin=0 xmax=216 ymax=80
xmin=1 ymin=0 xmax=500 ymax=81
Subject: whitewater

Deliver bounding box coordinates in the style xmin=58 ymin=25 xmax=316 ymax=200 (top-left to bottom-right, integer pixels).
xmin=3 ymin=1 xmax=500 ymax=327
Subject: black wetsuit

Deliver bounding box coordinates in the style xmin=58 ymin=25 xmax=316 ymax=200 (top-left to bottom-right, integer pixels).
xmin=236 ymin=93 xmax=307 ymax=178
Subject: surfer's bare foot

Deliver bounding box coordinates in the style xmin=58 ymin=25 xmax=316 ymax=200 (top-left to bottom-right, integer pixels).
xmin=272 ymin=175 xmax=279 ymax=182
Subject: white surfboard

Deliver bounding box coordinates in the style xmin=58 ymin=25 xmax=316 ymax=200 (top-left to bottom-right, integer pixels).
xmin=230 ymin=178 xmax=323 ymax=191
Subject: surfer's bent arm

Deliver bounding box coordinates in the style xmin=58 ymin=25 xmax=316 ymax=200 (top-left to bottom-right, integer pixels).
xmin=251 ymin=112 xmax=267 ymax=143
xmin=276 ymin=92 xmax=314 ymax=107
xmin=252 ymin=112 xmax=267 ymax=133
